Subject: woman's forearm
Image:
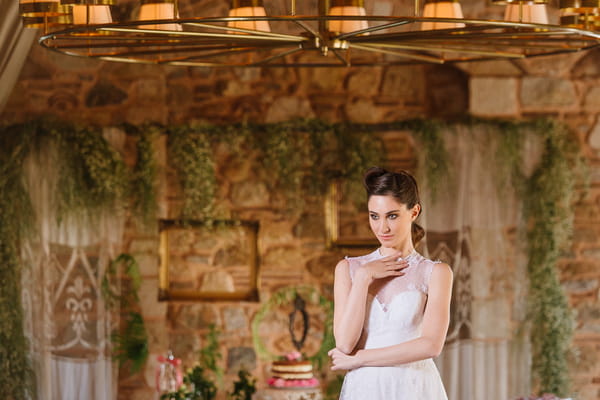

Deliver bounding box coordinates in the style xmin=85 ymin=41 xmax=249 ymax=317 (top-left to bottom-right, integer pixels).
xmin=356 ymin=337 xmax=442 ymax=367
xmin=334 ymin=270 xmax=371 ymax=354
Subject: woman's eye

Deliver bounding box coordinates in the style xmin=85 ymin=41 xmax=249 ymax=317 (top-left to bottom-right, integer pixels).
xmin=370 ymin=214 xmax=379 ymax=220
xmin=388 ymin=214 xmax=398 ymax=220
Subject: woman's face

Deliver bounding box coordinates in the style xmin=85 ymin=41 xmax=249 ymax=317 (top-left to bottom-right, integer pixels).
xmin=368 ymin=195 xmax=420 ymax=249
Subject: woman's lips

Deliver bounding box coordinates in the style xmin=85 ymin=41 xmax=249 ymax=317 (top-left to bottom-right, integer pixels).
xmin=378 ymin=235 xmax=394 ymax=241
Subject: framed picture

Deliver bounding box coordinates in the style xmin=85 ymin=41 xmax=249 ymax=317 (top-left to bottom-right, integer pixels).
xmin=158 ymin=219 xmax=259 ymax=301
xmin=324 ymin=180 xmax=379 ymax=249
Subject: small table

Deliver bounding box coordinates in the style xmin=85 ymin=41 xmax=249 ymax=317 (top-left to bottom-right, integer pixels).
xmin=254 ymin=387 xmax=323 ymax=400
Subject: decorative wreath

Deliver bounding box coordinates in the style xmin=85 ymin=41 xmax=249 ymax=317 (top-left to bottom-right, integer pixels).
xmin=251 ymin=285 xmax=334 ymax=372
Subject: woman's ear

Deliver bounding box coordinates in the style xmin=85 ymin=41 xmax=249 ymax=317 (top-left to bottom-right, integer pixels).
xmin=411 ymin=204 xmax=421 ymax=221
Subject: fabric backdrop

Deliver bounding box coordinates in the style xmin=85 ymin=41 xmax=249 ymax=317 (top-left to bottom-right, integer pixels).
xmin=419 ymin=125 xmax=539 ymax=400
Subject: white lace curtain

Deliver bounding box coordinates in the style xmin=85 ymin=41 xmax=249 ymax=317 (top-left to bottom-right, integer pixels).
xmin=419 ymin=125 xmax=538 ymax=400
xmin=21 ymin=132 xmax=125 ymax=400
xmin=0 ymin=0 xmax=36 ymax=112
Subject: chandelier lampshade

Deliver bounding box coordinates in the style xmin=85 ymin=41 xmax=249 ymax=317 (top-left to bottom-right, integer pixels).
xmin=421 ymin=0 xmax=465 ymax=30
xmin=328 ymin=0 xmax=369 ymax=34
xmin=227 ymin=0 xmax=271 ymax=32
xmin=72 ymin=4 xmax=113 ymax=24
xmin=139 ymin=0 xmax=182 ymax=31
xmin=504 ymin=1 xmax=549 ymax=23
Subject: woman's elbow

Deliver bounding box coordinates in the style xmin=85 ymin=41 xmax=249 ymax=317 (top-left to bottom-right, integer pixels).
xmin=336 ymin=343 xmax=354 ymax=355
xmin=426 ymin=340 xmax=445 ymax=358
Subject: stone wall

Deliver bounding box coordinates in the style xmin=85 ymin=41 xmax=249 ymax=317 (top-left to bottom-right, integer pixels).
xmin=2 ymin=7 xmax=600 ymax=398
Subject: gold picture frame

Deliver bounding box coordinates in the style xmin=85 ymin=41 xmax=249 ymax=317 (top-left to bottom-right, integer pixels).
xmin=324 ymin=180 xmax=379 ymax=249
xmin=158 ymin=219 xmax=260 ymax=301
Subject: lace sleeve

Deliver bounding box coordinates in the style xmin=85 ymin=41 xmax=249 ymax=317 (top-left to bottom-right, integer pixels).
xmin=424 ymin=259 xmax=442 ymax=294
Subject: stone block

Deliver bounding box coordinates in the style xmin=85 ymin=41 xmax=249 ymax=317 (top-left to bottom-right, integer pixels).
xmin=230 ymin=180 xmax=270 ymax=208
xmin=134 ymin=253 xmax=159 ymax=277
xmin=517 ymin=52 xmax=586 ymax=77
xmin=572 ymin=49 xmax=600 ymax=78
xmin=129 ymin=238 xmax=159 ymax=254
xmin=520 ymin=77 xmax=578 ymax=110
xmin=380 ymin=65 xmax=425 ymax=104
xmin=170 ymin=303 xmax=221 ymax=330
xmin=139 ymin=278 xmax=167 ymax=318
xmin=589 ymin=119 xmax=600 ymax=150
xmin=227 ymin=346 xmax=256 ymax=372
xmin=344 ymin=98 xmax=385 ymax=123
xmin=263 ymin=246 xmax=304 ymax=269
xmin=426 ymin=65 xmax=468 ymax=117
xmin=297 ymin=66 xmax=346 ymax=93
xmin=583 ymin=86 xmax=600 ymax=112
xmin=265 ymin=96 xmax=315 ymax=123
xmin=456 ymin=60 xmax=522 ymax=76
xmin=169 ymin=332 xmax=201 ymax=364
xmin=562 ymin=279 xmax=599 ymax=295
xmin=293 ymin=213 xmax=325 ymax=239
xmin=346 ymin=68 xmax=382 ymax=96
xmin=85 ymin=80 xmax=127 ymax=107
xmin=145 ymin=319 xmax=169 ymax=351
xmin=223 ymin=306 xmax=248 ymax=332
xmin=306 ymin=254 xmax=339 ymax=280
xmin=469 ymin=77 xmax=518 ymax=117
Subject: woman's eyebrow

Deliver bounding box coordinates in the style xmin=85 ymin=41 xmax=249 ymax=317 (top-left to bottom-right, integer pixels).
xmin=368 ymin=209 xmax=401 ymax=215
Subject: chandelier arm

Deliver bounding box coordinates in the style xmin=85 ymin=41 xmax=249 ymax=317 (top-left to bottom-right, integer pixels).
xmin=350 ymin=27 xmax=582 ymax=44
xmin=331 ymin=48 xmax=350 ymax=66
xmin=99 ymin=27 xmax=303 ymax=42
xmin=156 ymin=44 xmax=292 ymax=63
xmin=335 ymin=19 xmax=413 ymax=40
xmin=349 ymin=42 xmax=444 ymax=64
xmin=411 ymin=38 xmax=597 ymax=50
xmin=252 ymin=46 xmax=304 ymax=65
xmin=361 ymin=42 xmax=525 ymax=58
xmin=182 ymin=22 xmax=307 ymax=41
xmin=292 ymin=20 xmax=324 ymax=42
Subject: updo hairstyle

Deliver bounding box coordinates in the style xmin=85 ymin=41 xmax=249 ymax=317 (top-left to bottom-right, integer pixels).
xmin=363 ymin=166 xmax=425 ymax=245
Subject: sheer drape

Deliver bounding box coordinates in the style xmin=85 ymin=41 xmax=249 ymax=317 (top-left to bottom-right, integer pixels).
xmin=21 ymin=130 xmax=125 ymax=400
xmin=0 ymin=0 xmax=36 ymax=112
xmin=419 ymin=125 xmax=536 ymax=400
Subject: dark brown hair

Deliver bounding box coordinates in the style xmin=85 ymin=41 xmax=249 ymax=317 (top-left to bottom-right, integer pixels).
xmin=363 ymin=166 xmax=425 ymax=245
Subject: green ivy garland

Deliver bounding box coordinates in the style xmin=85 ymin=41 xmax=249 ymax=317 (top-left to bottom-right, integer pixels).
xmin=167 ymin=124 xmax=217 ymax=220
xmin=521 ymin=121 xmax=581 ymax=396
xmin=251 ymin=285 xmax=335 ymax=372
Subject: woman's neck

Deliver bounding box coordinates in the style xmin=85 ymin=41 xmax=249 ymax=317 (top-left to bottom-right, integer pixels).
xmin=379 ymin=243 xmax=415 ymax=258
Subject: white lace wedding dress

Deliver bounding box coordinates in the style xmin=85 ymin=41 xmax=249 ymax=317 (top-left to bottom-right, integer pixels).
xmin=339 ymin=249 xmax=448 ymax=400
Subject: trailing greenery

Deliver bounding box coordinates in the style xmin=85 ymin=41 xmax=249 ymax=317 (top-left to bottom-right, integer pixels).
xmin=198 ymin=324 xmax=224 ymax=385
xmin=228 ymin=369 xmax=257 ymax=400
xmin=251 ymin=285 xmax=335 ymax=372
xmin=129 ymin=124 xmax=159 ymax=228
xmin=521 ymin=121 xmax=581 ymax=396
xmin=103 ymin=254 xmax=149 ymax=374
xmin=167 ymin=125 xmax=218 ymax=220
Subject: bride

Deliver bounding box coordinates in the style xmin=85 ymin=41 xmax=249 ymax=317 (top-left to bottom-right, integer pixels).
xmin=328 ymin=167 xmax=453 ymax=400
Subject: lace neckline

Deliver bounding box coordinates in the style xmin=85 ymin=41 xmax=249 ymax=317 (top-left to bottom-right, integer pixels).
xmin=376 ymin=247 xmax=419 ymax=262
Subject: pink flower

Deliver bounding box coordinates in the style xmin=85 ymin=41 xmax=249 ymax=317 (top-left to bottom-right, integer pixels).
xmin=285 ymin=351 xmax=302 ymax=361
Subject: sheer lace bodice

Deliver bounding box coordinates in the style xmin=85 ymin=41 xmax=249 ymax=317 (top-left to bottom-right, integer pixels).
xmin=339 ymin=249 xmax=447 ymax=400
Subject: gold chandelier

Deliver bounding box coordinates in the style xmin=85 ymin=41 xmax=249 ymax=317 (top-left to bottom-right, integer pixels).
xmin=19 ymin=0 xmax=600 ymax=67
